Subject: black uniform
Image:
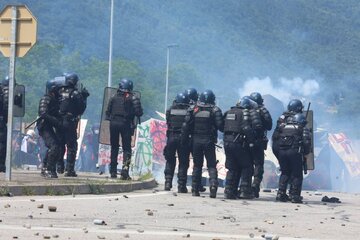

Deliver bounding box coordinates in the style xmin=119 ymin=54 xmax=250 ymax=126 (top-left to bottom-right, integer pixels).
xmin=181 ymin=102 xmax=223 ymax=197
xmin=57 ymin=85 xmax=88 ymax=176
xmin=164 ymin=101 xmax=191 ymax=192
xmin=223 ymin=104 xmax=261 ymax=199
xmin=0 ymin=84 xmax=8 ymax=172
xmin=251 ymin=104 xmax=272 ymax=197
xmin=106 ymin=90 xmax=143 ymax=179
xmin=272 ymin=112 xmax=311 ymax=203
xmin=36 ymin=93 xmax=62 ymax=178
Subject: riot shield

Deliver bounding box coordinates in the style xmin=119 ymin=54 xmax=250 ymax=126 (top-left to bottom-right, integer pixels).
xmin=13 ymin=84 xmax=25 ymax=117
xmin=305 ymin=110 xmax=314 ymax=170
xmin=99 ymin=87 xmax=140 ymax=146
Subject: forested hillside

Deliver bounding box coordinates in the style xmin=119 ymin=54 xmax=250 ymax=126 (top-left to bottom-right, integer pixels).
xmin=0 ymin=0 xmax=359 ymax=135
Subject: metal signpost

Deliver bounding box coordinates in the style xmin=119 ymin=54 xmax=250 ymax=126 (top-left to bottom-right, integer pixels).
xmin=0 ymin=5 xmax=37 ymax=180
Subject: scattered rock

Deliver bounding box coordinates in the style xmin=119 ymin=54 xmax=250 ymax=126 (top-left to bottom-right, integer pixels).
xmin=152 ymin=189 xmax=158 ymax=193
xmin=93 ymin=219 xmax=106 ymax=225
xmin=30 ymin=199 xmax=36 ymax=202
xmin=186 ymin=212 xmax=191 ymax=215
xmin=23 ymin=224 xmax=31 ymax=229
xmin=263 ymin=189 xmax=271 ymax=192
xmin=173 ymin=228 xmax=178 ymax=231
xmin=273 ymin=235 xmax=279 ymax=240
xmin=173 ymin=192 xmax=178 ymax=196
xmin=84 ymin=230 xmax=89 ymax=234
xmin=48 ymin=206 xmax=57 ymax=212
xmin=294 ymin=208 xmax=299 ymax=211
xmin=341 ymin=224 xmax=346 ymax=226
xmin=167 ymin=203 xmax=174 ymax=206
xmin=200 ymin=222 xmax=205 ymax=225
xmin=282 ymin=215 xmax=286 ymax=218
xmin=114 ymin=198 xmax=119 ymax=201
xmin=254 ymin=227 xmax=258 ymax=230
xmin=229 ymin=217 xmax=236 ymax=222
xmin=147 ymin=211 xmax=154 ymax=216
xmin=124 ymin=233 xmax=130 ymax=238
xmin=184 ymin=233 xmax=190 ymax=238
xmin=34 ymin=232 xmax=39 ymax=236
xmin=137 ymin=229 xmax=144 ymax=233
xmin=37 ymin=204 xmax=44 ymax=209
xmin=320 ymin=222 xmax=324 ymax=224
xmin=73 ymin=214 xmax=76 ymax=217
xmin=12 ymin=237 xmax=18 ymax=239
xmin=308 ymin=228 xmax=312 ymax=231
xmin=4 ymin=204 xmax=11 ymax=208
xmin=28 ymin=215 xmax=33 ymax=219
xmin=249 ymin=233 xmax=255 ymax=238
xmin=314 ymin=192 xmax=322 ymax=196
xmin=321 ymin=196 xmax=341 ymax=203
xmin=49 ymin=224 xmax=53 ymax=227
xmin=43 ymin=236 xmax=51 ymax=239
xmin=123 ymin=195 xmax=129 ymax=198
xmin=97 ymin=236 xmax=106 ymax=239
xmin=282 ymin=225 xmax=285 ymax=228
xmin=52 ymin=234 xmax=59 ymax=238
xmin=331 ymin=217 xmax=335 ymax=220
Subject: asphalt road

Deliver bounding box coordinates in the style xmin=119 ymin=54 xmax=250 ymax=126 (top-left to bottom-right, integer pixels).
xmin=0 ymin=186 xmax=358 ymax=240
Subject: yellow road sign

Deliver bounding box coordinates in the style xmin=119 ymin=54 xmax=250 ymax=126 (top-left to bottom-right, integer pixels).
xmin=0 ymin=5 xmax=37 ymax=57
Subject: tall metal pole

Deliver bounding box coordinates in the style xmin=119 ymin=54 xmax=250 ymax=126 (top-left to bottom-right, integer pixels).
xmin=164 ymin=44 xmax=178 ymax=113
xmin=164 ymin=47 xmax=170 ymax=113
xmin=107 ymin=0 xmax=114 ymax=87
xmin=5 ymin=6 xmax=18 ymax=181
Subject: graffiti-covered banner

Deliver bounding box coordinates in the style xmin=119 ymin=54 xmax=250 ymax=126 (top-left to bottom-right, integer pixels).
xmin=328 ymin=133 xmax=360 ymax=177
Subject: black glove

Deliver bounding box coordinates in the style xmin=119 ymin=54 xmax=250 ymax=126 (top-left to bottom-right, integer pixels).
xmin=82 ymin=88 xmax=90 ymax=98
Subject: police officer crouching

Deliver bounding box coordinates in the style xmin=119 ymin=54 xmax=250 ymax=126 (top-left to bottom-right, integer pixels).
xmin=181 ymin=90 xmax=224 ymax=198
xmin=272 ymin=99 xmax=311 ymax=203
xmin=106 ymin=79 xmax=143 ymax=179
xmin=36 ymin=79 xmax=63 ymax=178
xmin=223 ymin=97 xmax=262 ymax=199
xmin=164 ymin=92 xmax=191 ymax=192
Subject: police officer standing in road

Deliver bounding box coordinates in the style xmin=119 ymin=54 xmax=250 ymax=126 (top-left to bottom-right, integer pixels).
xmin=36 ymin=79 xmax=63 ymax=178
xmin=249 ymin=92 xmax=272 ymax=198
xmin=181 ymin=89 xmax=223 ymax=198
xmin=163 ymin=92 xmax=191 ymax=192
xmin=272 ymin=99 xmax=311 ymax=203
xmin=223 ymin=97 xmax=262 ymax=199
xmin=57 ymin=73 xmax=89 ymax=177
xmin=106 ymin=79 xmax=143 ymax=179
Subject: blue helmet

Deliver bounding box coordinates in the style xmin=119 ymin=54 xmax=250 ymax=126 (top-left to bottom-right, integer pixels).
xmin=249 ymin=92 xmax=263 ymax=105
xmin=46 ymin=79 xmax=58 ymax=93
xmin=199 ymin=89 xmax=215 ymax=104
xmin=175 ymin=92 xmax=190 ymax=104
xmin=185 ymin=88 xmax=198 ymax=102
xmin=239 ymin=96 xmax=258 ymax=109
xmin=287 ymin=99 xmax=303 ymax=113
xmin=119 ymin=78 xmax=133 ymax=92
xmin=63 ymin=72 xmax=79 ymax=86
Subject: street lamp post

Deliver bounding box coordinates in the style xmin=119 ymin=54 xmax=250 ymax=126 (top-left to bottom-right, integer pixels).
xmin=107 ymin=0 xmax=114 ymax=87
xmin=164 ymin=44 xmax=178 ymax=113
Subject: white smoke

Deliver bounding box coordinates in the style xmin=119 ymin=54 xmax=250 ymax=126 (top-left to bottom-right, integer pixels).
xmin=238 ymin=76 xmax=320 ymax=104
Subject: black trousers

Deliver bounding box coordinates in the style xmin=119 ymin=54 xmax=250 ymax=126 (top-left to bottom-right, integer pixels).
xmin=109 ymin=118 xmax=132 ymax=172
xmin=250 ymin=145 xmax=265 ymax=188
xmin=59 ymin=118 xmax=78 ymax=171
xmin=38 ymin=125 xmax=61 ymax=173
xmin=224 ymin=141 xmax=253 ymax=192
xmin=191 ymin=136 xmax=218 ymax=190
xmin=163 ymin=132 xmax=190 ymax=186
xmin=277 ymin=147 xmax=303 ymax=196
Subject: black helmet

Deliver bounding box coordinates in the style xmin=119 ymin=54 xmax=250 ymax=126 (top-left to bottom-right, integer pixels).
xmin=119 ymin=78 xmax=133 ymax=92
xmin=185 ymin=88 xmax=198 ymax=102
xmin=249 ymin=92 xmax=263 ymax=105
xmin=2 ymin=76 xmax=10 ymax=86
xmin=63 ymin=72 xmax=79 ymax=86
xmin=175 ymin=92 xmax=190 ymax=104
xmin=292 ymin=113 xmax=307 ymax=125
xmin=199 ymin=89 xmax=215 ymax=104
xmin=46 ymin=79 xmax=58 ymax=93
xmin=287 ymin=99 xmax=303 ymax=113
xmin=238 ymin=96 xmax=252 ymax=109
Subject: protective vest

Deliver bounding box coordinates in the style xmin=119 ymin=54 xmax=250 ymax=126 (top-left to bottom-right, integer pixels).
xmin=193 ymin=105 xmax=213 ymax=136
xmin=277 ymin=113 xmax=304 ymax=148
xmin=167 ymin=104 xmax=188 ymax=133
xmin=224 ymin=107 xmax=245 ymax=134
xmin=58 ymin=87 xmax=86 ymax=116
xmin=109 ymin=92 xmax=133 ymax=119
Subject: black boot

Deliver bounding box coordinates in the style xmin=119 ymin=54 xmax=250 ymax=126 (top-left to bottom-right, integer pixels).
xmin=110 ymin=164 xmax=118 ymax=178
xmin=120 ymin=153 xmax=132 ymax=180
xmin=252 ymin=185 xmax=260 ymax=198
xmin=224 ymin=170 xmax=237 ymax=200
xmin=290 ymin=176 xmax=303 ymax=203
xmin=276 ymin=191 xmax=290 ymax=202
xmin=177 ymin=168 xmax=188 ymax=193
xmin=0 ymin=164 xmax=6 ymax=173
xmin=164 ymin=176 xmax=173 ymax=191
xmin=178 ymin=185 xmax=188 ymax=193
xmin=120 ymin=167 xmax=131 ymax=180
xmin=208 ymin=168 xmax=218 ymax=199
xmin=191 ymin=167 xmax=202 ymax=197
xmin=239 ymin=187 xmax=254 ymax=199
xmin=57 ymin=161 xmax=65 ymax=174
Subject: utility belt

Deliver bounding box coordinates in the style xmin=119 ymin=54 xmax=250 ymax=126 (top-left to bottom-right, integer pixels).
xmin=278 ymin=135 xmax=301 ymax=149
xmin=224 ymin=132 xmax=246 ymax=143
xmin=61 ymin=113 xmax=78 ymax=122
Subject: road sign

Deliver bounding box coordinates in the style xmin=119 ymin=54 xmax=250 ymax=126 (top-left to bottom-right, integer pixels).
xmin=0 ymin=5 xmax=37 ymax=57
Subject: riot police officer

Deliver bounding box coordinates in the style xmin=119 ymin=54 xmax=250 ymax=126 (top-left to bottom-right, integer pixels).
xmin=223 ymin=97 xmax=262 ymax=199
xmin=164 ymin=92 xmax=191 ymax=192
xmin=272 ymin=99 xmax=311 ymax=203
xmin=57 ymin=73 xmax=89 ymax=177
xmin=36 ymin=79 xmax=63 ymax=178
xmin=181 ymin=89 xmax=223 ymax=198
xmin=249 ymin=92 xmax=272 ymax=198
xmin=106 ymin=79 xmax=143 ymax=179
